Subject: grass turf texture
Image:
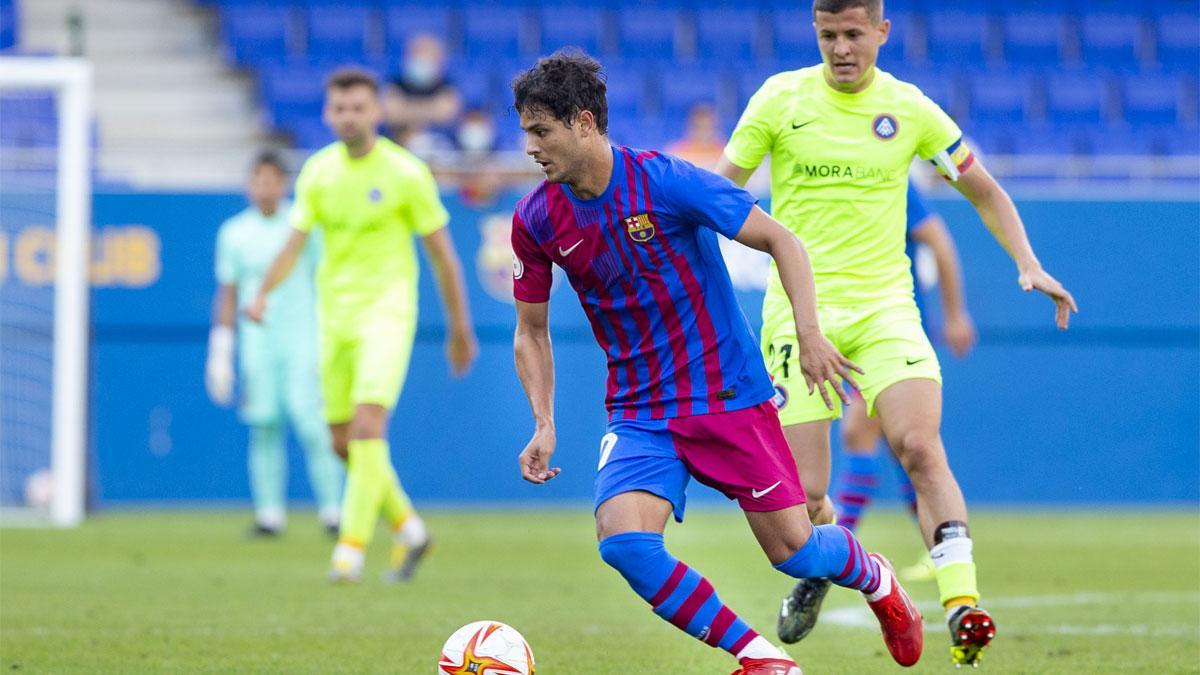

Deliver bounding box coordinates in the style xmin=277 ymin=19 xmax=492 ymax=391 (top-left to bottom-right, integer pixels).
xmin=2 ymin=510 xmax=1197 ymax=674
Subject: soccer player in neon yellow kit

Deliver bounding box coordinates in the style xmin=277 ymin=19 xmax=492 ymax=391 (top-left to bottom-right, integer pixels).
xmin=248 ymin=68 xmax=478 ymax=583
xmin=206 ymin=151 xmax=344 ymax=537
xmin=716 ymin=0 xmax=1077 ymax=665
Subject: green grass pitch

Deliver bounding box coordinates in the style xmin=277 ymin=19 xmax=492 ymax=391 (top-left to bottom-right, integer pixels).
xmin=2 ymin=509 xmax=1197 ymax=673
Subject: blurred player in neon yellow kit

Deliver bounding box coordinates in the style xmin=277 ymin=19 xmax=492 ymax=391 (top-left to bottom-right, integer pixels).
xmin=717 ymin=0 xmax=1077 ymax=665
xmin=206 ymin=151 xmax=344 ymax=537
xmin=249 ymin=69 xmax=478 ymax=583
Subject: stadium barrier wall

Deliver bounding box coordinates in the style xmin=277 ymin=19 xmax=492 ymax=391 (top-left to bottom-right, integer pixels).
xmin=8 ymin=189 xmax=1193 ymax=507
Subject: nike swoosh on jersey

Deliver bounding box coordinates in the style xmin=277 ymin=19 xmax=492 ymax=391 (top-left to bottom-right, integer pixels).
xmin=751 ymin=480 xmax=783 ymax=499
xmin=558 ymin=240 xmax=584 ymax=257
xmin=791 ymin=119 xmax=816 ymax=129
xmin=905 ymin=358 xmax=927 ymax=366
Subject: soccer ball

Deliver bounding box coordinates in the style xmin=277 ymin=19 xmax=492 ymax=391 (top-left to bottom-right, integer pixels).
xmin=438 ymin=620 xmax=535 ymax=675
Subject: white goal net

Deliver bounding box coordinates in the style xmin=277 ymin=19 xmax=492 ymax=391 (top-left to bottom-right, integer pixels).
xmin=0 ymin=57 xmax=91 ymax=527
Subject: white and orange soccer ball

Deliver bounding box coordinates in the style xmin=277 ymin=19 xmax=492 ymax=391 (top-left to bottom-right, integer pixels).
xmin=438 ymin=620 xmax=535 ymax=675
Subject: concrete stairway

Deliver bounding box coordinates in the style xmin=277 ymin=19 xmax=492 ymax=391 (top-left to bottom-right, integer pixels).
xmin=19 ymin=0 xmax=274 ymax=189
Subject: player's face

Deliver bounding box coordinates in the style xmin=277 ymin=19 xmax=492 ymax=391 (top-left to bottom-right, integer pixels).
xmin=248 ymin=164 xmax=286 ymax=213
xmin=814 ymin=7 xmax=889 ymax=91
xmin=323 ymin=84 xmax=382 ymax=149
xmin=519 ymin=108 xmax=584 ymax=184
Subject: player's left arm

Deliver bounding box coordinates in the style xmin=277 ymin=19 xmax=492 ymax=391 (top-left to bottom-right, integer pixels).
xmin=952 ymin=160 xmax=1078 ymax=329
xmin=421 ymin=228 xmax=479 ymax=377
xmin=734 ymin=206 xmax=863 ymax=409
xmin=911 ymin=215 xmax=977 ymax=357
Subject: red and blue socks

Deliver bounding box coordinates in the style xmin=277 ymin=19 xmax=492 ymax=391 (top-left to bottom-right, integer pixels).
xmin=774 ymin=524 xmax=884 ymax=595
xmin=598 ymin=532 xmax=765 ymax=656
xmin=834 ymin=445 xmax=920 ymax=532
xmin=833 ymin=453 xmax=880 ymax=532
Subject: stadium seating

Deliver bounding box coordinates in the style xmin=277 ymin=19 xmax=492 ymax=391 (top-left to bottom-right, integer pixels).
xmin=1155 ymin=13 xmax=1200 ymax=70
xmin=540 ymin=6 xmax=609 ymax=57
xmin=304 ymin=5 xmax=371 ymax=62
xmin=189 ymin=0 xmax=1198 ymax=156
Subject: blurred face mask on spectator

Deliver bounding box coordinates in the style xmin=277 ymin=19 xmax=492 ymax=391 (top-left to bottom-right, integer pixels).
xmin=324 ymin=84 xmax=383 ymax=150
xmin=814 ymin=6 xmax=889 ymax=91
xmin=405 ymin=58 xmax=441 ymax=88
xmin=458 ymin=119 xmax=495 ymax=154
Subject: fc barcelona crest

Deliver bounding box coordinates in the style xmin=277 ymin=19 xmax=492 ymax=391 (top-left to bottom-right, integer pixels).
xmin=625 ymin=213 xmax=655 ymax=243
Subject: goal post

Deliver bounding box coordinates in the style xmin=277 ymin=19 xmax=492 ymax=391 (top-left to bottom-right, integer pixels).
xmin=0 ymin=56 xmax=92 ymax=527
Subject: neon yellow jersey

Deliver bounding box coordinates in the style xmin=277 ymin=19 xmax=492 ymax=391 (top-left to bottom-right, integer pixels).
xmin=724 ymin=65 xmax=966 ymax=306
xmin=291 ymin=136 xmax=449 ymax=322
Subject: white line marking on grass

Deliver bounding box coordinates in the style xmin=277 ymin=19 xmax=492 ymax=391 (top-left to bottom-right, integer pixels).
xmin=822 ymin=592 xmax=1200 ymax=638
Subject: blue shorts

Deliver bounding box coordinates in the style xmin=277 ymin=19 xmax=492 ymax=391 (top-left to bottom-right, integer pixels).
xmin=593 ymin=402 xmax=807 ymax=523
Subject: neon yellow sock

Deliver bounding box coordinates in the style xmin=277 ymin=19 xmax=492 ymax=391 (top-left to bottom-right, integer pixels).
xmin=935 ymin=562 xmax=980 ymax=607
xmin=338 ymin=439 xmax=388 ymax=547
xmin=380 ymin=463 xmax=414 ymax=530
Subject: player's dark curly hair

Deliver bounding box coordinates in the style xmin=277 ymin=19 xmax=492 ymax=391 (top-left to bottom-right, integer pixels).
xmin=512 ymin=51 xmax=609 ymax=134
xmin=813 ymin=0 xmax=883 ymax=22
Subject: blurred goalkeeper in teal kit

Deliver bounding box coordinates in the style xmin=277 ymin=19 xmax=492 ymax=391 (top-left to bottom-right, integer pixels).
xmin=205 ymin=151 xmax=344 ymax=536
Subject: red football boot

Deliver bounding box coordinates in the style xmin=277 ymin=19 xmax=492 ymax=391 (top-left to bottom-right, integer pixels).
xmin=730 ymin=657 xmax=802 ymax=675
xmin=865 ymin=553 xmax=924 ymax=667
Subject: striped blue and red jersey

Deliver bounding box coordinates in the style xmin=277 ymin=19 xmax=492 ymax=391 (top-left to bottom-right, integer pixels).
xmin=511 ymin=146 xmax=774 ymax=421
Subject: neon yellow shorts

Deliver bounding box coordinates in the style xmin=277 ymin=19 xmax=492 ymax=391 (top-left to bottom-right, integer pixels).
xmin=318 ymin=309 xmax=416 ymax=424
xmin=761 ymin=296 xmax=940 ymax=426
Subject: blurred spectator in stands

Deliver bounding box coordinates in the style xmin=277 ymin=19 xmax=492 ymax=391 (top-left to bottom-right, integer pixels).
xmin=668 ymin=103 xmax=727 ymax=168
xmin=455 ymin=107 xmax=503 ymax=205
xmin=384 ymin=33 xmax=462 ymax=157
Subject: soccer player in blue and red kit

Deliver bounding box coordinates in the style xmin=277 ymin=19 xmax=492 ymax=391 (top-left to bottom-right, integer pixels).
xmin=509 ymin=52 xmax=923 ymax=674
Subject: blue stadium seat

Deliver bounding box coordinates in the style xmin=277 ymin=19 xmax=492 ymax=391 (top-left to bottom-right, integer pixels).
xmin=890 ymin=66 xmax=962 ymax=119
xmin=599 ymin=61 xmax=652 ymax=120
xmin=656 ymin=64 xmax=733 ymax=121
xmin=968 ymin=70 xmax=1035 ymax=124
xmin=771 ymin=9 xmax=818 ymax=62
xmin=1009 ymin=124 xmax=1092 ymax=155
xmin=305 ymin=6 xmax=371 ymax=62
xmin=220 ymin=6 xmax=294 ymax=66
xmin=1122 ymin=74 xmax=1184 ymax=125
xmin=1154 ymin=14 xmax=1200 ymax=71
xmin=0 ymin=0 xmax=16 ymax=51
xmin=1080 ymin=14 xmax=1146 ymax=69
xmin=446 ymin=63 xmax=495 ymax=110
xmin=1001 ymin=13 xmax=1066 ymax=65
xmin=539 ymin=6 xmax=609 ymax=57
xmin=261 ymin=66 xmax=325 ymax=132
xmin=385 ymin=7 xmax=455 ymax=59
xmin=607 ymin=115 xmax=674 ymax=151
xmin=617 ymin=7 xmax=682 ymax=60
xmin=464 ymin=6 xmax=530 ymax=59
xmin=926 ymin=11 xmax=997 ymax=65
xmin=696 ymin=8 xmax=760 ymax=62
xmin=1045 ymin=72 xmax=1114 ymax=124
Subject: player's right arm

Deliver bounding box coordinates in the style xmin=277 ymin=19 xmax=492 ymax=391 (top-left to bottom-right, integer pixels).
xmin=735 ymin=206 xmax=862 ymax=409
xmin=511 ymin=209 xmax=560 ymax=484
xmin=245 ymin=228 xmax=308 ymax=323
xmin=514 ymin=299 xmax=560 ymax=484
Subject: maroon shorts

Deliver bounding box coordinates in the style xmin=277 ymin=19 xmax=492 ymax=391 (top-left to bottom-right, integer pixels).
xmin=595 ymin=400 xmax=807 ymax=521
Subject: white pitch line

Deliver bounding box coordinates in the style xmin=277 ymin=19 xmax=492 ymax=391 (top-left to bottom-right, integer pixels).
xmin=822 ymin=592 xmax=1200 ymax=638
